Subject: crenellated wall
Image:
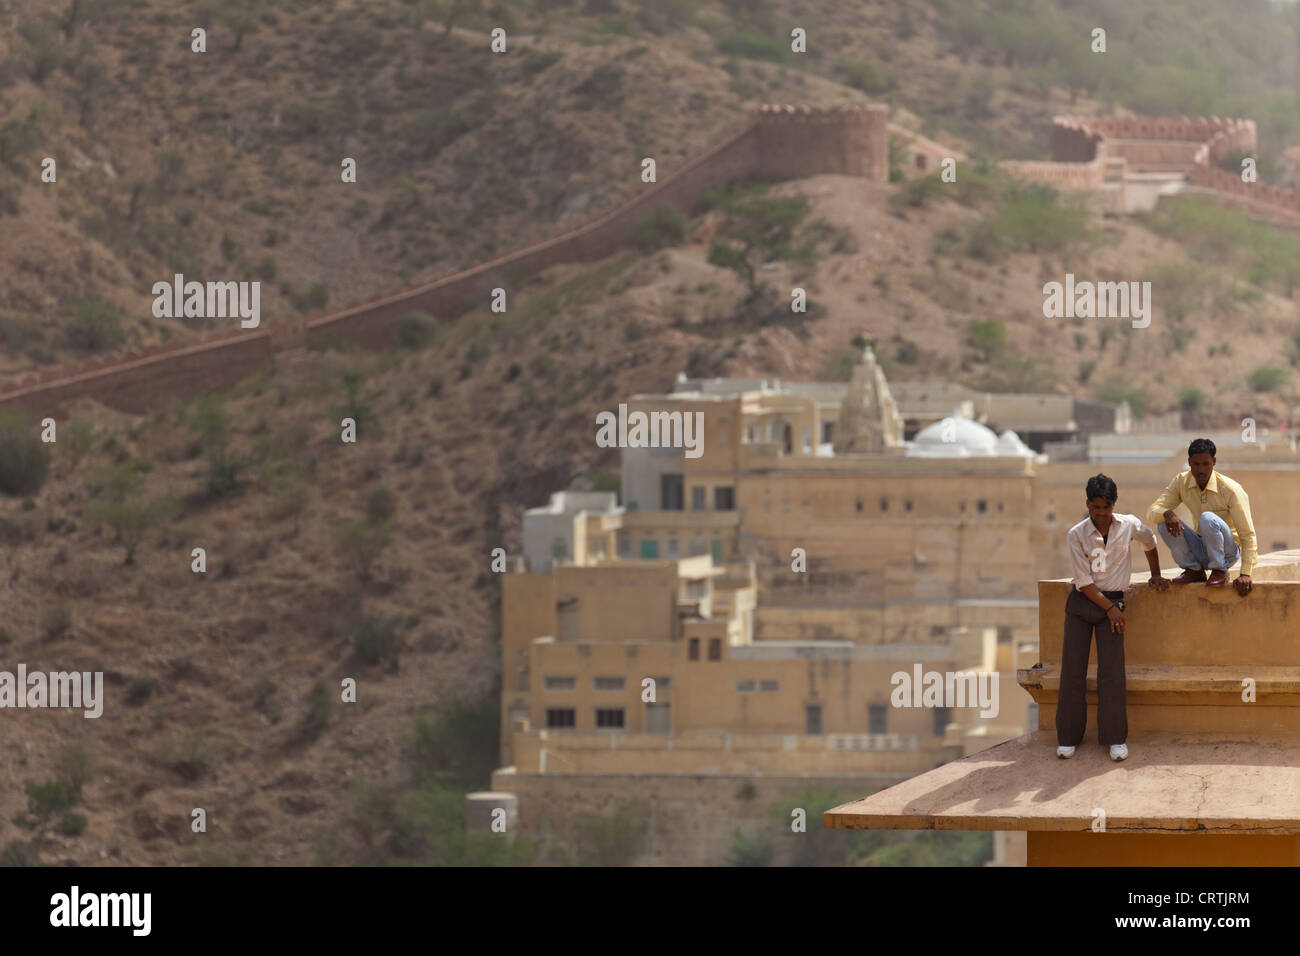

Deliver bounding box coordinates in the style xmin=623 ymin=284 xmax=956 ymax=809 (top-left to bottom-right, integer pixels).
xmin=1005 ymin=112 xmax=1298 ymax=226
xmin=0 ymin=105 xmax=889 ymax=416
xmin=4 ymin=105 xmax=1292 ymax=420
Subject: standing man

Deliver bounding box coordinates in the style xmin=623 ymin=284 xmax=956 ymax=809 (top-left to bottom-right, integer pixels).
xmin=1147 ymin=438 xmax=1257 ymax=596
xmin=1059 ymin=474 xmax=1169 ymax=762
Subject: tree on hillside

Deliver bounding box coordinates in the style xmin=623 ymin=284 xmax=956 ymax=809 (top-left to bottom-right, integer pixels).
xmin=86 ymin=461 xmax=165 ymax=565
xmin=217 ymin=2 xmax=260 ymax=52
xmin=706 ymin=186 xmax=811 ymax=301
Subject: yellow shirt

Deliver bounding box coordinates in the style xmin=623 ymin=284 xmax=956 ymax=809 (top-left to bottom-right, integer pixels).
xmin=1146 ymin=470 xmax=1258 ymax=576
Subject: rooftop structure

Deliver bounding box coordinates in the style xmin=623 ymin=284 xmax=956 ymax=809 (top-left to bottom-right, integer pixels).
xmin=826 ymin=549 xmax=1300 ymax=865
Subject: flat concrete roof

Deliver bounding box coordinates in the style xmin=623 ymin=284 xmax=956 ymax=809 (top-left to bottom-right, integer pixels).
xmin=825 ymin=730 xmax=1300 ymax=834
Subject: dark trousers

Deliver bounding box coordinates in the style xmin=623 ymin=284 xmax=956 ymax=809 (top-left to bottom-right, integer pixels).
xmin=1056 ymin=588 xmax=1128 ymax=747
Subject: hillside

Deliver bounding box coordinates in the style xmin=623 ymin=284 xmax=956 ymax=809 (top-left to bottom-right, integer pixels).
xmin=0 ymin=0 xmax=1296 ymax=866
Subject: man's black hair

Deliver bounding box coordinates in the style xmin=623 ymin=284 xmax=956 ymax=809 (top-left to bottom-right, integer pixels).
xmin=1085 ymin=474 xmax=1118 ymax=504
xmin=1188 ymin=438 xmax=1216 ymax=458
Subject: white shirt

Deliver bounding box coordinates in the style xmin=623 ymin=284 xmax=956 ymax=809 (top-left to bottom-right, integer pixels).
xmin=1067 ymin=513 xmax=1157 ymax=592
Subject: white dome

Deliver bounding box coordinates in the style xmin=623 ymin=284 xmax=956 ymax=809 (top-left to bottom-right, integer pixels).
xmin=995 ymin=429 xmax=1035 ymax=457
xmin=908 ymin=414 xmax=998 ymax=456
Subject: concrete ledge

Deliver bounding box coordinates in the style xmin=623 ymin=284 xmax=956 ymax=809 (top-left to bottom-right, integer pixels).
xmin=824 ymin=730 xmax=1300 ymax=834
xmin=1019 ymin=664 xmax=1300 ymax=696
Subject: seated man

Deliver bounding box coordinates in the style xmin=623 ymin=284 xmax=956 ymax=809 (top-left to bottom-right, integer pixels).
xmin=1058 ymin=474 xmax=1168 ymax=763
xmin=1146 ymin=438 xmax=1257 ymax=595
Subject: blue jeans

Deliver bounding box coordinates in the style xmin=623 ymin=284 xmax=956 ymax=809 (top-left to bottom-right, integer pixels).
xmin=1157 ymin=511 xmax=1240 ymax=571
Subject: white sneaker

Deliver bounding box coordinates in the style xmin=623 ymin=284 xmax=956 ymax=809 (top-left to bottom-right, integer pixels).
xmin=1110 ymin=743 xmax=1129 ymax=761
xmin=1056 ymin=745 xmax=1075 ymax=758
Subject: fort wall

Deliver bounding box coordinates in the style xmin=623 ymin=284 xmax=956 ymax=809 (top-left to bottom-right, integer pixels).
xmin=3 ymin=107 xmax=1294 ymax=417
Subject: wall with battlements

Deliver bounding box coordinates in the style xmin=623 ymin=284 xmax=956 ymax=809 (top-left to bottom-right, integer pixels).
xmin=1007 ymin=112 xmax=1298 ymax=226
xmin=0 ymin=105 xmax=889 ymax=417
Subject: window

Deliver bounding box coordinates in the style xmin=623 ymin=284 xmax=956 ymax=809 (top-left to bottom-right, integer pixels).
xmin=551 ymin=539 xmax=568 ymax=560
xmin=805 ymin=704 xmax=823 ymax=735
xmin=543 ymin=676 xmax=576 ymax=691
xmin=977 ymin=500 xmax=987 ymax=514
xmin=997 ymin=502 xmax=1003 ymax=512
xmin=711 ymin=540 xmax=724 ymax=564
xmin=650 ymin=676 xmax=672 ymax=690
xmin=661 ymin=474 xmax=684 ymax=511
xmin=691 ymin=487 xmax=707 ymax=511
xmin=760 ymin=679 xmax=780 ymax=692
xmin=594 ymin=676 xmax=626 ymax=692
xmin=803 ymin=428 xmax=812 ymax=453
xmin=933 ymin=706 xmax=952 ymax=737
xmin=546 ymin=708 xmax=575 ymax=728
xmin=714 ymin=486 xmax=735 ymax=510
xmin=868 ymin=703 xmax=888 ymax=735
xmin=688 ymin=638 xmax=700 ymax=661
xmin=879 ymin=497 xmax=888 ymax=513
xmin=997 ymin=627 xmax=1012 ymax=644
xmin=855 ymin=498 xmax=863 ymax=513
xmin=736 ymin=679 xmax=756 ymax=693
xmin=665 ymin=538 xmax=680 ymax=559
xmin=960 ymin=502 xmax=966 ymax=513
xmin=905 ymin=499 xmax=913 ymax=512
xmin=595 ymin=708 xmax=625 ymax=729
xmin=639 ymin=539 xmax=659 ymax=559
xmin=821 ymin=421 xmax=834 ymax=444
xmin=707 ymin=638 xmax=722 ymax=661
xmin=617 ymin=536 xmax=633 ymax=559
xmin=689 ymin=538 xmax=707 ymax=557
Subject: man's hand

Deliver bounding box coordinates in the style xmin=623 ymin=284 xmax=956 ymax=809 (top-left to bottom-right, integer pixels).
xmin=1163 ymin=510 xmax=1183 ymax=537
xmin=1106 ymin=604 xmax=1125 ymax=634
xmin=1234 ymin=574 xmax=1253 ymax=597
xmin=1147 ymin=575 xmax=1170 ymax=592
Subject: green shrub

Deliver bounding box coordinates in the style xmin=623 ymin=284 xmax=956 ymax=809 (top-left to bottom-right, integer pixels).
xmin=1178 ymin=388 xmax=1206 ymax=413
xmin=41 ymin=606 xmax=70 ymax=640
xmin=840 ymin=58 xmax=891 ymax=94
xmin=163 ymin=733 xmax=211 ymax=782
xmin=293 ymin=282 xmax=330 ymax=313
xmin=0 ymin=411 xmax=51 ymax=496
xmin=63 ymin=299 xmax=128 ymax=352
xmin=398 ymin=312 xmax=435 ymax=348
xmin=352 ymin=615 xmax=402 ymax=669
xmin=715 ymin=32 xmax=787 ymax=63
xmin=725 ymin=827 xmax=774 ymax=866
xmin=294 ymin=680 xmax=332 ymax=743
xmin=966 ymin=319 xmax=1006 ymax=361
xmin=1248 ymin=366 xmax=1288 ymax=392
xmin=625 ymin=204 xmax=688 ymax=253
xmin=891 ymin=174 xmax=946 ymax=211
xmin=405 ymin=690 xmax=501 ymax=788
